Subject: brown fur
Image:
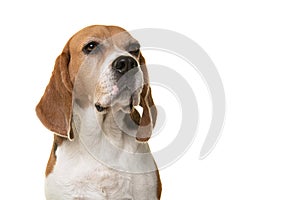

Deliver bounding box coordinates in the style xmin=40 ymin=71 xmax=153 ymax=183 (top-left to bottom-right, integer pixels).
xmin=36 ymin=45 xmax=73 ymax=139
xmin=129 ymin=53 xmax=157 ymax=141
xmin=156 ymin=169 xmax=162 ymax=199
xmin=45 ymin=135 xmax=66 ymax=176
xmin=36 ymin=25 xmax=161 ymax=198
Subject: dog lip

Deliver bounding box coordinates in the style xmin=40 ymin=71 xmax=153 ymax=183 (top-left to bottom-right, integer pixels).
xmin=130 ymin=101 xmax=133 ymax=110
xmin=95 ymin=94 xmax=136 ymax=113
xmin=95 ymin=103 xmax=106 ymax=112
xmin=112 ymin=85 xmax=119 ymax=95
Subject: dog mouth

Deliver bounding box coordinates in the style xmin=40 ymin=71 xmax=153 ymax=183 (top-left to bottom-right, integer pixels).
xmin=94 ymin=67 xmax=143 ymax=113
xmin=94 ymin=92 xmax=139 ymax=113
xmin=94 ymin=83 xmax=142 ymax=113
xmin=95 ymin=103 xmax=107 ymax=112
xmin=94 ymin=102 xmax=133 ymax=113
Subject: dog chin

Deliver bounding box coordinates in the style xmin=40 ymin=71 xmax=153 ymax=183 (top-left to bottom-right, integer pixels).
xmin=95 ymin=89 xmax=141 ymax=114
xmin=95 ymin=100 xmax=132 ymax=114
xmin=110 ymin=92 xmax=141 ymax=114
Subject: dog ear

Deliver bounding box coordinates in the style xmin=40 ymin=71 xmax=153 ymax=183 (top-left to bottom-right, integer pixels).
xmin=135 ymin=53 xmax=157 ymax=142
xmin=36 ymin=44 xmax=74 ymax=140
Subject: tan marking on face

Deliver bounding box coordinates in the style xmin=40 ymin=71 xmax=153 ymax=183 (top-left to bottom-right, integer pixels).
xmin=65 ymin=25 xmax=142 ymax=109
xmin=67 ymin=25 xmax=137 ymax=84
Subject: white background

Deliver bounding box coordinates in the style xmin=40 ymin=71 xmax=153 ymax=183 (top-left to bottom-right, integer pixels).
xmin=1 ymin=0 xmax=300 ymax=199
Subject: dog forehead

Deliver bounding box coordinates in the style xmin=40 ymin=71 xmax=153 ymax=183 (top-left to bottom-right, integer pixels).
xmin=69 ymin=25 xmax=135 ymax=51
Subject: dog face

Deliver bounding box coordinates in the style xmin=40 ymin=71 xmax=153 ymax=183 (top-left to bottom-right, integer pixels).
xmin=69 ymin=26 xmax=144 ymax=113
xmin=36 ymin=25 xmax=157 ymax=142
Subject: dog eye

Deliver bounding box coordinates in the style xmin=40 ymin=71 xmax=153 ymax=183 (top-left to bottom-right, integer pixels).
xmin=83 ymin=41 xmax=99 ymax=54
xmin=129 ymin=48 xmax=140 ymax=56
xmin=128 ymin=43 xmax=140 ymax=56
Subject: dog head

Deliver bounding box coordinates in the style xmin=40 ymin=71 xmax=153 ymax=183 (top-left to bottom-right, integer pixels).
xmin=36 ymin=25 xmax=157 ymax=142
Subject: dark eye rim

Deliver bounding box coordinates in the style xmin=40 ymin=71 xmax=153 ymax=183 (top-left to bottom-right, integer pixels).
xmin=129 ymin=48 xmax=140 ymax=56
xmin=82 ymin=41 xmax=100 ymax=54
xmin=128 ymin=42 xmax=141 ymax=56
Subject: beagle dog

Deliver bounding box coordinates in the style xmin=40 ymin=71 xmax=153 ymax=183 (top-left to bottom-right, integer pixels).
xmin=36 ymin=25 xmax=162 ymax=200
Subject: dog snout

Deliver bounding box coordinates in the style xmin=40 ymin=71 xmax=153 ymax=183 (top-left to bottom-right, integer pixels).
xmin=112 ymin=56 xmax=138 ymax=74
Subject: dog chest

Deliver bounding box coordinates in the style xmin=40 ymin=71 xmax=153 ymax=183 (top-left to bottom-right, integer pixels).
xmin=45 ymin=152 xmax=158 ymax=200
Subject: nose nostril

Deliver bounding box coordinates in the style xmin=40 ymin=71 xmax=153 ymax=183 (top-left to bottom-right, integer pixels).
xmin=129 ymin=59 xmax=138 ymax=69
xmin=113 ymin=56 xmax=138 ymax=74
xmin=117 ymin=59 xmax=126 ymax=70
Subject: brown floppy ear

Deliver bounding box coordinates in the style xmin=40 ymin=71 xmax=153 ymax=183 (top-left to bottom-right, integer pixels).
xmin=135 ymin=53 xmax=157 ymax=142
xmin=36 ymin=44 xmax=74 ymax=140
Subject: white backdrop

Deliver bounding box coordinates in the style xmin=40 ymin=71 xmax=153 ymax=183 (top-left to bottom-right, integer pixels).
xmin=1 ymin=0 xmax=300 ymax=199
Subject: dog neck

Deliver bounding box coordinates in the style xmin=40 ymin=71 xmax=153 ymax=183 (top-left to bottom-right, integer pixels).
xmin=69 ymin=102 xmax=156 ymax=173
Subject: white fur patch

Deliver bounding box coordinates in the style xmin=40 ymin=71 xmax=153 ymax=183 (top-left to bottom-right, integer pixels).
xmin=45 ymin=105 xmax=158 ymax=200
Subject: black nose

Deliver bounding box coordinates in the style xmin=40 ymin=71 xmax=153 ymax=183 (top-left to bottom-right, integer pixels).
xmin=112 ymin=56 xmax=138 ymax=74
